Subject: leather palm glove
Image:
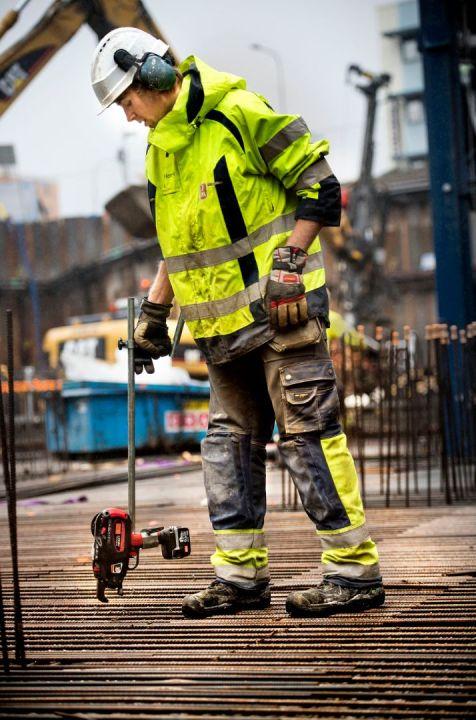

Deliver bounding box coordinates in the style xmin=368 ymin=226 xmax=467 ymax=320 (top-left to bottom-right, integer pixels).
xmin=132 ymin=345 xmax=155 ymax=375
xmin=134 ymin=298 xmax=173 ymax=361
xmin=267 ymin=246 xmax=309 ymax=329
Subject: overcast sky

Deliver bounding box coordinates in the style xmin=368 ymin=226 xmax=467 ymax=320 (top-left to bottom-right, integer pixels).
xmin=0 ymin=0 xmax=396 ymax=217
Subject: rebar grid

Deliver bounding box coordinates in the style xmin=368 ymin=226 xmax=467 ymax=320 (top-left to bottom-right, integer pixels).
xmin=281 ymin=321 xmax=475 ymax=509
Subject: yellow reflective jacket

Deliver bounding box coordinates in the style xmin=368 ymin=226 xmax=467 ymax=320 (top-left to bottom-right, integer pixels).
xmin=146 ymin=56 xmax=334 ymax=364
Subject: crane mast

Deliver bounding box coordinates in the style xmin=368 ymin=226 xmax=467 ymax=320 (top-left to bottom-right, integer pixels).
xmin=337 ymin=64 xmax=391 ymax=325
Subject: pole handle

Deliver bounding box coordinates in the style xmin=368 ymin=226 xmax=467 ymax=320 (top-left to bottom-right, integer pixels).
xmin=127 ymin=298 xmax=136 ymax=530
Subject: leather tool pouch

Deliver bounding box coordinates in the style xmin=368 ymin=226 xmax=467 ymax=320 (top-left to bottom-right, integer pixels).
xmin=268 ymin=317 xmax=323 ymax=353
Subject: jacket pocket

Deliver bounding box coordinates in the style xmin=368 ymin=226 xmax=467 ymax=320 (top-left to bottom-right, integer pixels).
xmin=269 ymin=318 xmax=323 ymax=353
xmin=280 ymin=358 xmax=339 ymax=434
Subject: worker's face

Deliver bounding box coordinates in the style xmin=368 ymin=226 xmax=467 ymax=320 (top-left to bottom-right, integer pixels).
xmin=117 ymin=84 xmax=178 ymax=128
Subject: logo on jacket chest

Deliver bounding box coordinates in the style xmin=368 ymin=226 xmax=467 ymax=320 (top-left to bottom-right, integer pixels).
xmin=160 ymin=153 xmax=179 ymax=195
xmin=199 ymin=181 xmax=223 ymax=200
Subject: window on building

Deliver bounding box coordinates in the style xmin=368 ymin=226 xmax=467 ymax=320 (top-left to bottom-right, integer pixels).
xmin=401 ymin=38 xmax=419 ymax=63
xmin=406 ymin=99 xmax=425 ymax=125
xmin=408 ymin=204 xmax=433 ymax=271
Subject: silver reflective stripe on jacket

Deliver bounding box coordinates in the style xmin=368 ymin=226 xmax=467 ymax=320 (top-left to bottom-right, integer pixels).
xmin=259 ymin=117 xmax=309 ymax=164
xmin=295 ymin=158 xmax=333 ymax=191
xmin=165 ymin=212 xmax=296 ymax=274
xmin=180 ymin=251 xmax=324 ymax=321
xmin=182 ymin=277 xmax=267 ymax=321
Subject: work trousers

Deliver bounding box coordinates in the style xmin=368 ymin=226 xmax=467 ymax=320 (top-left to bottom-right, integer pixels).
xmin=201 ymin=319 xmax=381 ymax=590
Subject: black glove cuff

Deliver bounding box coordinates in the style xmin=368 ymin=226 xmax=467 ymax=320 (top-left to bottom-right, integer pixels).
xmin=140 ymin=298 xmax=173 ymax=322
xmin=271 ymin=246 xmax=307 ymax=274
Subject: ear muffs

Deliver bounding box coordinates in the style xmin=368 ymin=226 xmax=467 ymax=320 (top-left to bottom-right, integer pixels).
xmin=114 ymin=49 xmax=176 ymax=92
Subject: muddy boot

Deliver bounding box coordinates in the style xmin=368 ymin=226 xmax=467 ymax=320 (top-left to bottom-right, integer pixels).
xmin=182 ymin=580 xmax=271 ymax=618
xmin=286 ymin=581 xmax=385 ymax=617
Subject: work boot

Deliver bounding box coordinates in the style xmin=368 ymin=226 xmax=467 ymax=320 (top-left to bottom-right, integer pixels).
xmin=182 ymin=580 xmax=271 ymax=618
xmin=286 ymin=581 xmax=385 ymax=617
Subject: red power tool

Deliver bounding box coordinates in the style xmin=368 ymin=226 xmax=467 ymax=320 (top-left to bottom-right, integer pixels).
xmin=91 ymin=507 xmax=191 ymax=603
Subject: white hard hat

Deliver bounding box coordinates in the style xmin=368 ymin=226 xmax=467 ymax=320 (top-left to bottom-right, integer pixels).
xmin=91 ymin=27 xmax=169 ymax=112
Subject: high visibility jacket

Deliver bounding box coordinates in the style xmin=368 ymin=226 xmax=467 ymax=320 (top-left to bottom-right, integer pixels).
xmin=146 ymin=56 xmax=337 ymax=364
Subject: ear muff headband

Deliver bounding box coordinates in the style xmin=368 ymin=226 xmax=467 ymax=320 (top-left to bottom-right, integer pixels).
xmin=113 ymin=49 xmax=176 ymax=92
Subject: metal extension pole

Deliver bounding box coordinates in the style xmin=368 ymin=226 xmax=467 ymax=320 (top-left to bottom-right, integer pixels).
xmin=127 ymin=298 xmax=136 ymax=530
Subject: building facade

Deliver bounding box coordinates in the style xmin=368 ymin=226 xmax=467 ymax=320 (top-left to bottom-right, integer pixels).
xmin=375 ymin=0 xmax=436 ymax=336
xmin=379 ymin=0 xmax=427 ymax=165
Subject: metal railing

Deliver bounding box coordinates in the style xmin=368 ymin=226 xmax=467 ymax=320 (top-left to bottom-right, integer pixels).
xmin=0 ymin=380 xmax=70 ymax=493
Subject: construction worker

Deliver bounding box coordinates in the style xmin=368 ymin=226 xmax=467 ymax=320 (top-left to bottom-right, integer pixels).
xmin=91 ymin=28 xmax=385 ymax=618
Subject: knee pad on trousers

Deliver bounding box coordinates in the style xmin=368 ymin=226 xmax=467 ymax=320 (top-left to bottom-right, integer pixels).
xmin=201 ymin=432 xmax=267 ymax=530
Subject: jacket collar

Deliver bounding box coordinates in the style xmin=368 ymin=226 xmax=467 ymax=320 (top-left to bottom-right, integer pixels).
xmin=147 ymin=55 xmax=246 ymax=154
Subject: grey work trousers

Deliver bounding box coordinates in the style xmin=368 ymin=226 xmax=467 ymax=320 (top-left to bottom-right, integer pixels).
xmin=201 ymin=319 xmax=381 ymax=589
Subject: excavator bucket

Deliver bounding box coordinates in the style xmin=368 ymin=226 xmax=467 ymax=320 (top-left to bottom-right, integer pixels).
xmin=105 ymin=184 xmax=156 ymax=239
xmin=0 ymin=0 xmax=174 ymax=118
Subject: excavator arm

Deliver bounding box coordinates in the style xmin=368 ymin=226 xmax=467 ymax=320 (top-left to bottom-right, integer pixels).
xmin=0 ymin=0 xmax=170 ymax=118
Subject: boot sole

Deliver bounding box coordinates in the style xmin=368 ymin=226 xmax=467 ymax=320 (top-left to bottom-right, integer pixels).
xmin=182 ymin=595 xmax=271 ymax=619
xmin=286 ymin=591 xmax=385 ymax=618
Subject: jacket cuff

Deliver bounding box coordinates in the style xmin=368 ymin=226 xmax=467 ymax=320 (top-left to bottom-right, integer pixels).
xmin=295 ymin=174 xmax=341 ymax=227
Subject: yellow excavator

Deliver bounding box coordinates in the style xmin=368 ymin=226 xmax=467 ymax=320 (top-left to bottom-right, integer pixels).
xmin=0 ymin=0 xmax=175 ymax=118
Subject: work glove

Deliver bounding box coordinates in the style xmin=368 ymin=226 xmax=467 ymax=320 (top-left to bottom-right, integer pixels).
xmin=132 ymin=345 xmax=155 ymax=375
xmin=134 ymin=299 xmax=172 ymax=368
xmin=267 ymin=246 xmax=309 ymax=329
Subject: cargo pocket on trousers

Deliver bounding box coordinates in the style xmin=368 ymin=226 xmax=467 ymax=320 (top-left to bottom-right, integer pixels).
xmin=280 ymin=359 xmax=340 ymax=434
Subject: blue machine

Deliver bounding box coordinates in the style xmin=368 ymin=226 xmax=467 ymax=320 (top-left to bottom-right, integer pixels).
xmin=45 ymin=380 xmax=210 ymax=454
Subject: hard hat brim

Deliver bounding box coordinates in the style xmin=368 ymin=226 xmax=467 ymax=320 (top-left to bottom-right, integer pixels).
xmin=91 ymin=27 xmax=169 ymax=114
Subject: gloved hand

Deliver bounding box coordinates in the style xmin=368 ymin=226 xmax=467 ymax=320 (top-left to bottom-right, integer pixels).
xmin=267 ymin=246 xmax=309 ymax=329
xmin=133 ymin=345 xmax=155 ymax=375
xmin=134 ymin=298 xmax=172 ymax=361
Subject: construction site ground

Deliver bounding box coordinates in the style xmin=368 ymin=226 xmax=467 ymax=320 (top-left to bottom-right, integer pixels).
xmin=0 ymin=463 xmax=475 ymax=719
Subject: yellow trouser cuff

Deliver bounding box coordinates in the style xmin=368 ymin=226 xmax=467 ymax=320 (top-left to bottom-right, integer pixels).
xmin=322 ymin=539 xmax=380 ymax=567
xmin=211 ymin=546 xmax=269 ymax=569
xmin=214 ymin=529 xmax=264 ymax=534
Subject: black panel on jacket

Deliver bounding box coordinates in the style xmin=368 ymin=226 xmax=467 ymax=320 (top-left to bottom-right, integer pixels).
xmin=213 ymin=156 xmax=260 ymax=289
xmin=184 ymin=64 xmax=205 ymax=123
xmin=295 ymin=174 xmax=341 ymax=227
xmin=204 ymin=110 xmax=245 ymax=152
